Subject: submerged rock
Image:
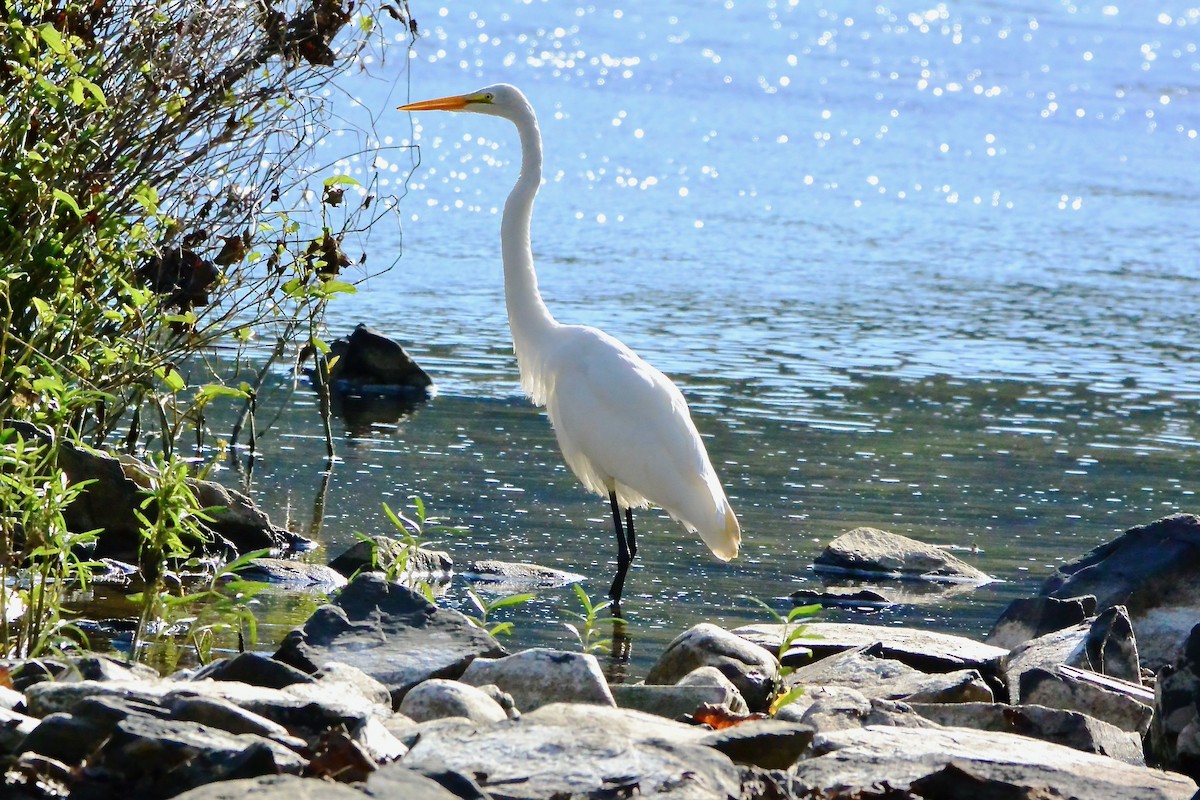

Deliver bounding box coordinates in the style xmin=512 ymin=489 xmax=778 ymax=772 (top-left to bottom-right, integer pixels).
xmin=813 ymin=526 xmax=992 ymax=583
xmin=327 ymin=324 xmax=433 ymax=399
xmin=326 ymin=539 xmax=453 ymax=580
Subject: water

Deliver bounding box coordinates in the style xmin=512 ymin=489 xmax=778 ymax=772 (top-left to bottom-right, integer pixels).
xmin=194 ymin=1 xmax=1200 ymax=677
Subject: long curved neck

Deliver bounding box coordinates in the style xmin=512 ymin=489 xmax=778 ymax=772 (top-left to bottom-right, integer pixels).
xmin=501 ymin=103 xmax=557 ymax=392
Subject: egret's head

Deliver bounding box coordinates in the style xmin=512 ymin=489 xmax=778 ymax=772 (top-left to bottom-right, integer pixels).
xmin=398 ymin=83 xmax=531 ymax=121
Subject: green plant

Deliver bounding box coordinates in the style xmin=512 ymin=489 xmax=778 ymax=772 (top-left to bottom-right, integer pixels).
xmin=464 ymin=589 xmax=534 ymax=638
xmin=128 ymin=453 xmax=214 ymax=659
xmin=0 ymin=428 xmax=99 ymax=657
xmin=739 ymin=596 xmax=821 ymax=715
xmin=563 ymin=584 xmax=623 ymax=654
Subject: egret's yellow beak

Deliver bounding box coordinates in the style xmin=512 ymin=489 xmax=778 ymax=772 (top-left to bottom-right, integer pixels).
xmin=398 ymin=93 xmax=476 ymax=112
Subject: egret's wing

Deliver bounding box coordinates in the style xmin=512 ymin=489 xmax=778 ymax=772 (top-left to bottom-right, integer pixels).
xmin=544 ymin=326 xmax=739 ymax=559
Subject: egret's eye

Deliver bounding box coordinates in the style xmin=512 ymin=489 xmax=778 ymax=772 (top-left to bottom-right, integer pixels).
xmin=484 ymin=93 xmax=494 ymax=101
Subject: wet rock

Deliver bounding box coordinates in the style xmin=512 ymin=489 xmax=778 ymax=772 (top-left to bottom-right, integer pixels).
xmin=190 ymin=652 xmax=316 ymax=689
xmin=698 ymin=719 xmax=815 ymax=770
xmin=239 ymin=557 xmax=347 ymax=590
xmin=913 ymin=701 xmax=1144 ymax=764
xmin=1005 ymin=607 xmax=1142 ymax=701
xmin=172 ymin=774 xmax=370 ymax=800
xmin=986 ymin=594 xmax=1098 ymax=649
xmin=1041 ymin=513 xmax=1200 ymax=670
xmin=459 ymin=648 xmax=614 ymax=711
xmin=785 ymin=645 xmax=993 ymax=704
xmin=327 ymin=539 xmax=453 ymax=579
xmin=1149 ymin=622 xmax=1200 ymax=779
xmin=399 ymin=678 xmax=508 ymax=723
xmin=790 ymin=586 xmax=894 ymax=609
xmin=397 ymin=703 xmax=740 ymax=800
xmin=460 ymin=559 xmax=585 ymax=591
xmin=327 ymin=324 xmax=433 ymax=398
xmin=273 ymin=572 xmax=506 ymax=707
xmin=794 ymin=725 xmax=1196 ymax=800
xmin=813 ymin=526 xmax=992 ymax=583
xmin=646 ymin=623 xmax=781 ymax=712
xmin=735 ymin=621 xmax=1008 ymax=682
xmin=1019 ymin=667 xmax=1153 ymax=735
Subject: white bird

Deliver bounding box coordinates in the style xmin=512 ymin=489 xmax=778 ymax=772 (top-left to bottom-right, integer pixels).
xmin=399 ymin=84 xmax=740 ymax=605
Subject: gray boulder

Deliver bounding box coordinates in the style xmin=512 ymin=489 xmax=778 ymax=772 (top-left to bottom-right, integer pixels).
xmin=239 ymin=557 xmax=347 ymax=590
xmin=399 ymin=678 xmax=508 ymax=723
xmin=611 ymin=683 xmax=743 ymax=720
xmin=793 ymin=690 xmax=935 ymax=732
xmin=1149 ymin=622 xmax=1200 ymax=779
xmin=459 ymin=648 xmax=614 ymax=711
xmin=785 ymin=645 xmax=993 ymax=704
xmin=986 ymin=594 xmax=1098 ymax=649
xmin=172 ymin=774 xmax=375 ymax=800
xmin=327 ymin=539 xmax=453 ymax=579
xmin=1004 ymin=606 xmax=1142 ymax=702
xmin=1041 ymin=513 xmax=1200 ymax=670
xmin=794 ymin=725 xmax=1197 ymax=799
xmin=675 ymin=665 xmax=749 ymax=713
xmin=698 ymin=719 xmax=815 ymax=770
xmin=1019 ymin=667 xmax=1154 ymax=735
xmin=911 ymin=701 xmax=1145 ymax=764
xmin=646 ymin=623 xmax=780 ymax=712
xmin=327 ymin=323 xmax=433 ymax=398
xmin=813 ymin=526 xmax=992 ymax=583
xmin=397 ymin=703 xmax=741 ymax=800
xmin=189 ymin=652 xmax=315 ymax=689
xmin=273 ymin=572 xmax=506 ymax=706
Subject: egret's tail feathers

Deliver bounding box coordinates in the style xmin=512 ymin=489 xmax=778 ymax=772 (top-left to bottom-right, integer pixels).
xmin=699 ymin=503 xmax=741 ymax=562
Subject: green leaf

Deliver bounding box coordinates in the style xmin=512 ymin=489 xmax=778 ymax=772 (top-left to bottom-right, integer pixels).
xmin=486 ymin=593 xmax=535 ymax=611
xmin=769 ymin=685 xmax=806 ymax=716
xmin=31 ymin=297 xmax=54 ymax=323
xmin=323 ymin=174 xmax=360 ymax=187
xmin=155 ymin=365 xmax=186 ymax=393
xmin=52 ymin=189 xmax=82 ymax=218
xmin=37 ymin=24 xmax=68 ymax=55
xmin=320 ymin=278 xmax=357 ymax=296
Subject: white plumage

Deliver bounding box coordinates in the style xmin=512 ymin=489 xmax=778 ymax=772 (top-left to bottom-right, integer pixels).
xmin=399 ymin=84 xmax=740 ymax=603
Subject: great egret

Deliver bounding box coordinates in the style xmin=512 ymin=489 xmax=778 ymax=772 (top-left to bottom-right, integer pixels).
xmin=398 ymin=84 xmax=740 ymax=605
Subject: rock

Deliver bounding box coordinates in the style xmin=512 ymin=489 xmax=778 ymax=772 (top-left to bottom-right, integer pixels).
xmin=460 ymin=559 xmax=585 ymax=591
xmin=364 ymin=763 xmax=498 ymax=800
xmin=311 ymin=661 xmax=394 ymax=709
xmin=790 ymin=586 xmax=895 ymax=609
xmin=645 ymin=623 xmax=781 ymax=712
xmin=793 ymin=689 xmax=936 ymax=732
xmin=793 ymin=725 xmax=1197 ymax=799
xmin=986 ymin=594 xmax=1098 ymax=649
xmin=0 ymin=683 xmax=25 ymax=710
xmin=1005 ymin=607 xmax=1142 ymax=701
xmin=459 ymin=648 xmax=614 ymax=711
xmin=273 ymin=572 xmax=506 ymax=707
xmin=6 ymin=653 xmax=159 ymax=691
xmin=0 ymin=707 xmax=39 ymax=755
xmin=1149 ymin=622 xmax=1200 ymax=779
xmin=172 ymin=774 xmax=370 ymax=800
xmin=191 ymin=652 xmax=316 ymax=689
xmin=239 ymin=557 xmax=347 ymax=590
xmin=813 ymin=526 xmax=992 ymax=583
xmin=911 ymin=701 xmax=1144 ymax=764
xmin=397 ymin=703 xmax=741 ymax=800
xmin=735 ymin=621 xmax=1008 ymax=682
xmin=327 ymin=324 xmax=433 ymax=398
xmin=399 ymin=679 xmax=508 ymax=723
xmin=611 ymin=683 xmax=744 ymax=720
xmin=2 ymin=421 xmax=310 ymax=562
xmin=785 ymin=645 xmax=993 ymax=704
xmin=327 ymin=539 xmax=454 ymax=579
xmin=19 ymin=711 xmax=111 ymax=764
xmin=1041 ymin=513 xmax=1200 ymax=670
xmin=675 ymin=665 xmax=749 ymax=713
xmin=162 ymin=693 xmax=298 ymax=742
xmin=1019 ymin=667 xmax=1154 ymax=735
xmin=698 ymin=719 xmax=815 ymax=770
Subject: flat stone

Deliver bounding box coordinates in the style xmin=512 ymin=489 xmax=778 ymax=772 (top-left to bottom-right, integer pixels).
xmin=1005 ymin=608 xmax=1144 ymax=703
xmin=813 ymin=526 xmax=993 ymax=583
xmin=735 ymin=621 xmax=1008 ymax=680
xmin=172 ymin=774 xmax=369 ymax=800
xmin=459 ymin=648 xmax=614 ymax=711
xmin=698 ymin=719 xmax=815 ymax=770
xmin=241 ymin=557 xmax=348 ymax=590
xmin=1019 ymin=667 xmax=1154 ymax=735
xmin=610 ymin=683 xmax=743 ymax=720
xmin=273 ymin=572 xmax=506 ymax=706
xmin=785 ymin=645 xmax=993 ymax=704
xmin=460 ymin=559 xmax=585 ymax=591
xmin=911 ymin=701 xmax=1145 ymax=765
xmin=358 ymin=763 xmax=470 ymax=800
xmin=794 ymin=725 xmax=1196 ymax=799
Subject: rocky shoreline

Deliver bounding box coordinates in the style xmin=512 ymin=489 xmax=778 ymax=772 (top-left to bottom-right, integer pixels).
xmin=4 ymin=514 xmax=1200 ymax=798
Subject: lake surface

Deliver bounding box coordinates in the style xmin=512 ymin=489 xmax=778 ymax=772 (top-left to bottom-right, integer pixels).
xmin=205 ymin=1 xmax=1199 ymax=677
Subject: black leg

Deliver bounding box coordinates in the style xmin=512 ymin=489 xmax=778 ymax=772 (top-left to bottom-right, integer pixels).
xmin=625 ymin=507 xmax=637 ymax=560
xmin=608 ymin=491 xmax=631 ymax=605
